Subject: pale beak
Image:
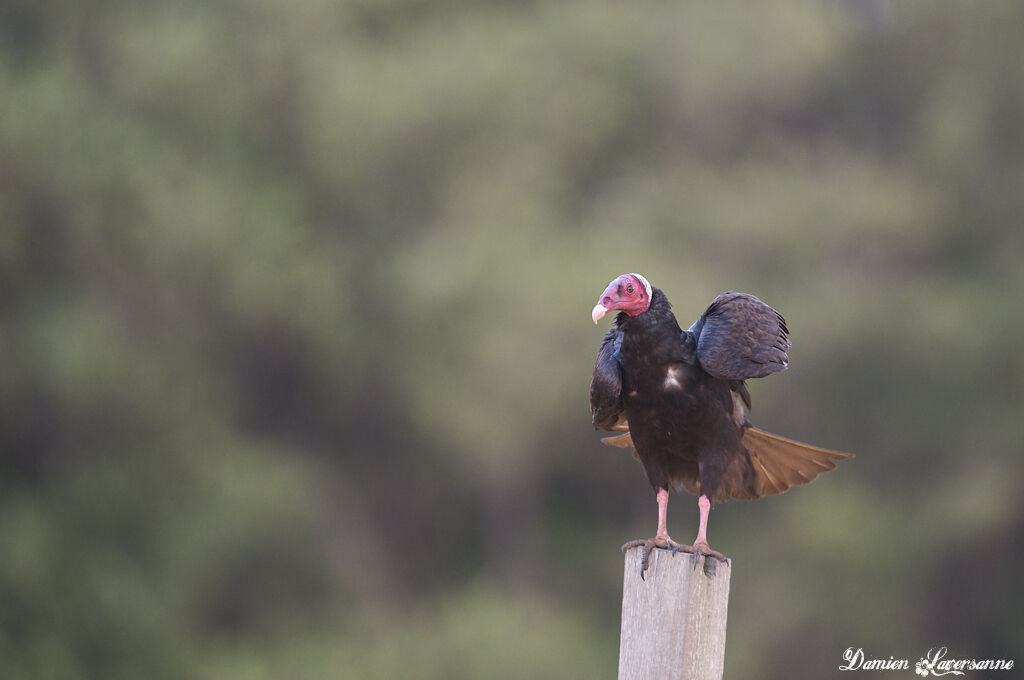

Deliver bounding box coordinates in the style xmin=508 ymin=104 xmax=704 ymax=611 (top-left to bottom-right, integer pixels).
xmin=591 ymin=304 xmax=609 ymax=324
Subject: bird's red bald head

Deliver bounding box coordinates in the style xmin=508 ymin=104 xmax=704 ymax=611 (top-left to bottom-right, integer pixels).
xmin=591 ymin=273 xmax=652 ymax=323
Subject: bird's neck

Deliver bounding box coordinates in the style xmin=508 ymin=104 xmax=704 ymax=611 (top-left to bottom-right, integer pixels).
xmin=617 ymin=289 xmax=693 ymax=365
xmin=619 ymin=288 xmax=673 ymax=331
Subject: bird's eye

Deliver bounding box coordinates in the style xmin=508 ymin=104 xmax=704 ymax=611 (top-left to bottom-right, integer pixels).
xmin=626 ymin=285 xmax=635 ymax=294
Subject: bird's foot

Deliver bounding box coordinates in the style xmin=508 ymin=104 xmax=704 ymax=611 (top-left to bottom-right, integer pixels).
xmin=620 ymin=535 xmax=680 ymax=579
xmin=670 ymin=540 xmax=730 ymax=571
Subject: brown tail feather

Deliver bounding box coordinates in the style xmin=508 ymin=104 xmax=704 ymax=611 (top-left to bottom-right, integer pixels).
xmin=600 ymin=432 xmax=633 ymax=448
xmin=741 ymin=426 xmax=853 ymax=499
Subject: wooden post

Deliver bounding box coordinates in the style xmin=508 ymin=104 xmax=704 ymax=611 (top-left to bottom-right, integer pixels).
xmin=618 ymin=547 xmax=731 ymax=680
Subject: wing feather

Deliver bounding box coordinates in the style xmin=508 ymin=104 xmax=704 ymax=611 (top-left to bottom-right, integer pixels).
xmin=590 ymin=321 xmax=625 ymax=430
xmin=689 ymin=292 xmax=791 ymax=381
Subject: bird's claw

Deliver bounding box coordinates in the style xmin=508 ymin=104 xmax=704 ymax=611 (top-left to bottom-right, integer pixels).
xmin=668 ymin=541 xmax=729 ymax=572
xmin=621 ymin=536 xmax=680 ymax=579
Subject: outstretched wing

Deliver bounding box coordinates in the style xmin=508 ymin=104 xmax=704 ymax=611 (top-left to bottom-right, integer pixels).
xmin=590 ymin=321 xmax=626 ymax=430
xmin=689 ymin=292 xmax=790 ymax=381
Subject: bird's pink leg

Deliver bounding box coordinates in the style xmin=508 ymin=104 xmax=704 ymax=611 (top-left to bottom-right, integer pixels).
xmin=621 ymin=487 xmax=680 ymax=578
xmin=694 ymin=494 xmax=711 ymax=547
xmin=671 ymin=493 xmax=728 ymax=569
xmin=655 ymin=487 xmax=671 ymax=541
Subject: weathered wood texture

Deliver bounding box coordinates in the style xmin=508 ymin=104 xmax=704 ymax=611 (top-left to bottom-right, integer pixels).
xmin=618 ymin=547 xmax=731 ymax=680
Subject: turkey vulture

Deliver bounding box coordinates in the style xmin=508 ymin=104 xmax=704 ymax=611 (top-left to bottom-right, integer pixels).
xmin=590 ymin=273 xmax=852 ymax=576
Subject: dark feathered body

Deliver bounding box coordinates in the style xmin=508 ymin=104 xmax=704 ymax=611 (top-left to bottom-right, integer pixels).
xmin=592 ymin=286 xmax=850 ymax=504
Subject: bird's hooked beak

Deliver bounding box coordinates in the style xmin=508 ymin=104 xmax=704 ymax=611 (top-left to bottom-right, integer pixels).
xmin=592 ymin=278 xmax=620 ymax=323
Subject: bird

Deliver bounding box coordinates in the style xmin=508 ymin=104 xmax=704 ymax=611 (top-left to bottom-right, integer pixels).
xmin=590 ymin=273 xmax=853 ymax=577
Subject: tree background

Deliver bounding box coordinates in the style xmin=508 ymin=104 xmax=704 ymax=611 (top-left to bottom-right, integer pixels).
xmin=2 ymin=1 xmax=1022 ymax=678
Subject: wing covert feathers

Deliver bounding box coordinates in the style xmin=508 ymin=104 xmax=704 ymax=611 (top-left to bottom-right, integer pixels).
xmin=590 ymin=325 xmax=625 ymax=430
xmin=692 ymin=292 xmax=791 ymax=381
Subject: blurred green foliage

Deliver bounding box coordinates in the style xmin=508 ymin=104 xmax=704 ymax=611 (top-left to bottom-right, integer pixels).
xmin=2 ymin=0 xmax=1023 ymax=678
